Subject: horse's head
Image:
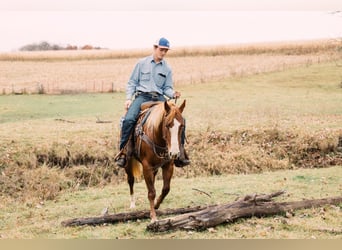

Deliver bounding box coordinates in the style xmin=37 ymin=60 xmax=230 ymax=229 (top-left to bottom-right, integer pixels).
xmin=163 ymin=100 xmax=186 ymax=159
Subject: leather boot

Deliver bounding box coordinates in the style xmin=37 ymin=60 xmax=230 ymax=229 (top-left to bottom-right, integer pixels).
xmin=115 ymin=130 xmax=134 ymax=169
xmin=174 ymin=145 xmax=190 ymax=168
xmin=114 ymin=149 xmax=127 ymax=168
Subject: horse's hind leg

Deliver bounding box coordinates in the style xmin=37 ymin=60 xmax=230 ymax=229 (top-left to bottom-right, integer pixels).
xmin=125 ymin=160 xmax=135 ymax=209
xmin=155 ymin=163 xmax=174 ymax=210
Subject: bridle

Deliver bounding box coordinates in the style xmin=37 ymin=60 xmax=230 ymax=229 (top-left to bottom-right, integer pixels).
xmin=135 ymin=106 xmax=182 ymax=161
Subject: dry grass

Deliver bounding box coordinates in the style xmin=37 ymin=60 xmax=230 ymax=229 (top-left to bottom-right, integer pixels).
xmin=0 ymin=39 xmax=339 ymax=61
xmin=0 ymin=39 xmax=340 ymax=94
xmin=1 ymin=124 xmax=341 ymax=201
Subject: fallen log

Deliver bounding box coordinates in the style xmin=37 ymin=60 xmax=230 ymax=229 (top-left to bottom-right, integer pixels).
xmin=96 ymin=116 xmax=113 ymax=123
xmin=61 ymin=205 xmax=208 ymax=227
xmin=146 ymin=191 xmax=342 ymax=232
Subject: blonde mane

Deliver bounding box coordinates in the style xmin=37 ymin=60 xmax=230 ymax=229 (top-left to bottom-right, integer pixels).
xmin=145 ymin=101 xmax=177 ymax=132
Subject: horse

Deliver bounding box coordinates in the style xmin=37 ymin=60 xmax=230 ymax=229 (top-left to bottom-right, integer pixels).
xmin=124 ymin=99 xmax=186 ymax=222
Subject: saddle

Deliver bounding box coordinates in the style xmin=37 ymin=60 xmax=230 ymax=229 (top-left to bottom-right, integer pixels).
xmin=124 ymin=101 xmax=168 ymax=162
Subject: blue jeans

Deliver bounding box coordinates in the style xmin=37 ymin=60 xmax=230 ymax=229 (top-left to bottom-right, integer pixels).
xmin=119 ymin=93 xmax=186 ymax=150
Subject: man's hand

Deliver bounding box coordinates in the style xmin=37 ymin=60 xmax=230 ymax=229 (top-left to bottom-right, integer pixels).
xmin=173 ymin=91 xmax=181 ymax=99
xmin=125 ymin=100 xmax=132 ymax=111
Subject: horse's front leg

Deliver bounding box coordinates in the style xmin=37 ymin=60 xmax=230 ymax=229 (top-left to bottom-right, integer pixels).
xmin=155 ymin=162 xmax=174 ymax=210
xmin=143 ymin=165 xmax=157 ymax=222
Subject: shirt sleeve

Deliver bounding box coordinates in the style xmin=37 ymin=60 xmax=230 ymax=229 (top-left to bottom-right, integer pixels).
xmin=162 ymin=69 xmax=175 ymax=99
xmin=126 ymin=62 xmax=140 ymax=100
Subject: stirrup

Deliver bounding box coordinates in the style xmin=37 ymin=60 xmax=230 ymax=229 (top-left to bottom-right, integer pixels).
xmin=114 ymin=147 xmax=126 ymax=161
xmin=115 ymin=154 xmax=127 ymax=168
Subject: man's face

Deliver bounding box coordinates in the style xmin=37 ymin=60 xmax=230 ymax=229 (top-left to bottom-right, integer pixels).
xmin=154 ymin=46 xmax=169 ymax=61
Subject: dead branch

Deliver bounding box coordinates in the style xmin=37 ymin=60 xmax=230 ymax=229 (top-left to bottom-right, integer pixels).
xmin=55 ymin=118 xmax=75 ymax=123
xmin=96 ymin=116 xmax=113 ymax=123
xmin=60 ymin=191 xmax=342 ymax=233
xmin=192 ymin=188 xmax=212 ymax=198
xmin=61 ymin=206 xmax=207 ymax=227
xmin=146 ymin=193 xmax=342 ymax=232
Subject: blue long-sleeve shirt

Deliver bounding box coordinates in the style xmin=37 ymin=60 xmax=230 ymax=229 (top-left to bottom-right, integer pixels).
xmin=126 ymin=55 xmax=175 ymax=100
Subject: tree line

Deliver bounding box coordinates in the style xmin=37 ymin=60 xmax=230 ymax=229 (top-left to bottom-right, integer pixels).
xmin=19 ymin=41 xmax=103 ymax=51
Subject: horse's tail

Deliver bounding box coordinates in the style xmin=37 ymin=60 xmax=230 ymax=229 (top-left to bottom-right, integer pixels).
xmin=130 ymin=157 xmax=142 ymax=180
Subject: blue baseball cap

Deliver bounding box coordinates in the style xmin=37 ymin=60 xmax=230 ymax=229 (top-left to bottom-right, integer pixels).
xmin=154 ymin=37 xmax=170 ymax=49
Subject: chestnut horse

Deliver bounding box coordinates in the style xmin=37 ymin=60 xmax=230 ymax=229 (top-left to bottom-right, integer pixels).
xmin=125 ymin=100 xmax=186 ymax=222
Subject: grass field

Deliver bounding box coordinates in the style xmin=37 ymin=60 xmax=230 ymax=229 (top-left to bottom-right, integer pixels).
xmin=0 ymin=42 xmax=341 ymax=238
xmin=0 ymin=166 xmax=341 ymax=239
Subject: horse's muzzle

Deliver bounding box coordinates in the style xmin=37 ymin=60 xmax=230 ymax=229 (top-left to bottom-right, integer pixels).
xmin=169 ymin=151 xmax=180 ymax=159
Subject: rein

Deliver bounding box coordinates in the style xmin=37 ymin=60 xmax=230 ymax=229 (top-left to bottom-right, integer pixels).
xmin=139 ymin=133 xmax=169 ymax=159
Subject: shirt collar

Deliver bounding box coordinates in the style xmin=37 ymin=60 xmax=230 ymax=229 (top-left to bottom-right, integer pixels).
xmin=150 ymin=55 xmax=163 ymax=65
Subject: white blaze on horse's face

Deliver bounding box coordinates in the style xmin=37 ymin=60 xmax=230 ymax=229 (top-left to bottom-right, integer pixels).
xmin=169 ymin=118 xmax=181 ymax=158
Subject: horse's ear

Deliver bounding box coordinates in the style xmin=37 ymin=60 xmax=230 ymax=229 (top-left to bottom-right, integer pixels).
xmin=164 ymin=101 xmax=171 ymax=113
xmin=179 ymin=99 xmax=186 ymax=113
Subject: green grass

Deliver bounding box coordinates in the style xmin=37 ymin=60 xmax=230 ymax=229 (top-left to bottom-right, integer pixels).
xmin=0 ymin=166 xmax=341 ymax=239
xmin=0 ymin=93 xmax=125 ymax=123
xmin=181 ymin=60 xmax=342 ymax=131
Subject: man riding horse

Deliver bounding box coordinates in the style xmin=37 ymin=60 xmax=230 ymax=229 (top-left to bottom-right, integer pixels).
xmin=115 ymin=37 xmax=190 ymax=168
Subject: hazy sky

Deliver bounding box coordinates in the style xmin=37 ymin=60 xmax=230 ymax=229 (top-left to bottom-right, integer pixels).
xmin=0 ymin=0 xmax=341 ymax=51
